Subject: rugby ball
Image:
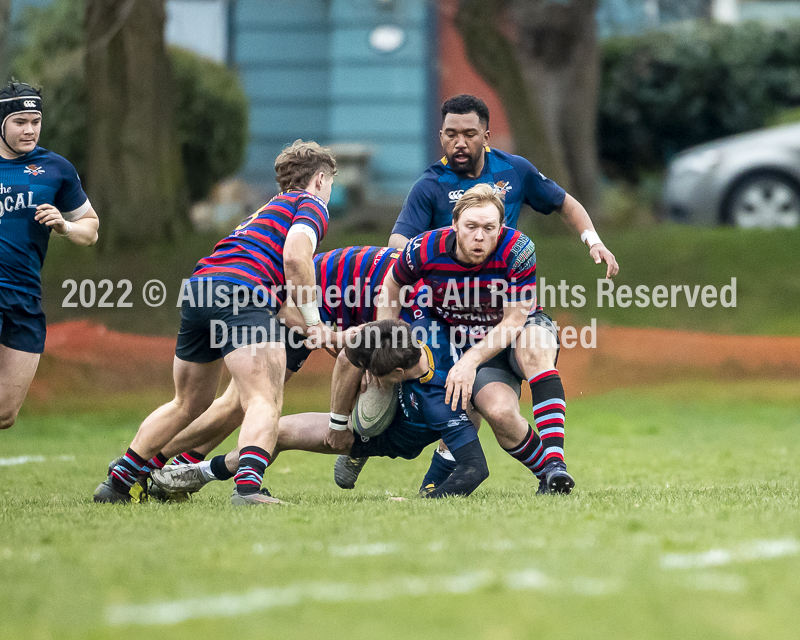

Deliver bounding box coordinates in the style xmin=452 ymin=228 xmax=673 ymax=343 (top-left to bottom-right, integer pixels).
xmin=351 ymin=382 xmax=400 ymax=438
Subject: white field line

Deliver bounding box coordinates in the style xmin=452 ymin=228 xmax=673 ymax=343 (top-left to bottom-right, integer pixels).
xmin=105 ymin=568 xmax=616 ymax=626
xmin=0 ymin=455 xmax=74 ymax=466
xmin=329 ymin=543 xmax=398 ymax=557
xmin=661 ymin=539 xmax=800 ymax=570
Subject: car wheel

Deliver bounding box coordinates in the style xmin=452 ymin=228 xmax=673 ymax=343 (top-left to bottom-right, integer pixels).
xmin=724 ymin=172 xmax=800 ymax=229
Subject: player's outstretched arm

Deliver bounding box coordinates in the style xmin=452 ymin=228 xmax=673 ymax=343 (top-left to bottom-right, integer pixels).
xmin=557 ymin=193 xmax=619 ymax=279
xmin=424 ymin=440 xmax=488 ymax=498
xmin=324 ymin=351 xmax=363 ymax=450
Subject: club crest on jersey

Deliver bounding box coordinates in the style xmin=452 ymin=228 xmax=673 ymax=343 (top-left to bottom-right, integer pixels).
xmin=409 ymin=392 xmax=419 ymax=411
xmin=24 ymin=165 xmax=45 ymax=176
xmin=494 ymin=180 xmax=513 ymax=195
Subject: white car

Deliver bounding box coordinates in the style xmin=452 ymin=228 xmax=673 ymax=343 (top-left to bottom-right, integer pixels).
xmin=662 ymin=122 xmax=800 ymax=228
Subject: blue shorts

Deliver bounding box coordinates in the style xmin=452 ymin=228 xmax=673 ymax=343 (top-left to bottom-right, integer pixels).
xmin=350 ymin=412 xmax=478 ymax=461
xmin=0 ymin=286 xmax=46 ymax=354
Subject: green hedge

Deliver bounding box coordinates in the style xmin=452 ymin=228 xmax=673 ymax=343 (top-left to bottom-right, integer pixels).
xmin=599 ymin=21 xmax=800 ymax=179
xmin=10 ymin=0 xmax=248 ymax=203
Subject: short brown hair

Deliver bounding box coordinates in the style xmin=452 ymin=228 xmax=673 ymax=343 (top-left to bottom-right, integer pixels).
xmin=345 ymin=319 xmax=421 ymax=377
xmin=274 ymin=139 xmax=337 ymax=192
xmin=452 ymin=183 xmax=505 ymax=225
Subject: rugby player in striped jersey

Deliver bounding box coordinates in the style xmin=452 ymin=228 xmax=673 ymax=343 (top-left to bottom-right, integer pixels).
xmin=371 ymin=183 xmax=577 ymax=495
xmin=143 ymin=245 xmax=404 ymax=494
xmin=95 ymin=140 xmax=337 ymax=506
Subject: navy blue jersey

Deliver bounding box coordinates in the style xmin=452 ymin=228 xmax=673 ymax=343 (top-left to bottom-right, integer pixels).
xmin=392 ymin=147 xmax=565 ymax=239
xmin=392 ymin=317 xmax=477 ymax=454
xmin=393 ymin=227 xmax=538 ymax=331
xmin=314 ymin=246 xmax=399 ymax=328
xmin=0 ymin=147 xmax=90 ymax=297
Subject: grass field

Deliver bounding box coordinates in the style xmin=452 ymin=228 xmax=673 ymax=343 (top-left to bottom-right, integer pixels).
xmin=3 ymin=378 xmax=799 ymax=640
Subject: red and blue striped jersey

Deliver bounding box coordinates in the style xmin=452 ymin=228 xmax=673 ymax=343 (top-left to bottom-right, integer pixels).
xmin=191 ymin=190 xmax=328 ymax=304
xmin=314 ymin=246 xmax=399 ymax=328
xmin=392 ymin=227 xmax=537 ymax=330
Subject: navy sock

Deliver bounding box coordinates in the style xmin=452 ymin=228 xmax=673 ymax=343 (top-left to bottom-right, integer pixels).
xmin=210 ymin=454 xmax=234 ymax=481
xmin=420 ymin=449 xmax=457 ymax=490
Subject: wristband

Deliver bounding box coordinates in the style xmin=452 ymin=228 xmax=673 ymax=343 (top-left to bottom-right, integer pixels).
xmin=329 ymin=413 xmax=349 ymax=431
xmin=57 ymin=221 xmax=73 ymax=236
xmin=298 ymin=301 xmax=320 ymax=326
xmin=580 ymin=229 xmax=602 ymax=248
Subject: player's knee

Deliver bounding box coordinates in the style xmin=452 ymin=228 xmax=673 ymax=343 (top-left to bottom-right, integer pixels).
xmin=481 ymin=402 xmax=522 ymax=431
xmin=0 ymin=410 xmax=18 ymax=430
xmin=515 ymin=343 xmax=556 ymax=373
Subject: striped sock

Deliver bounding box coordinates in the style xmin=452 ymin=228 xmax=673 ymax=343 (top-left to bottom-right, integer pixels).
xmin=110 ymin=448 xmax=148 ymax=490
xmin=503 ymin=424 xmax=546 ymax=477
xmin=529 ymin=369 xmax=566 ymax=466
xmin=234 ymin=446 xmax=272 ymax=495
xmin=172 ymin=450 xmax=206 ymax=466
xmin=142 ymin=452 xmax=168 ymax=474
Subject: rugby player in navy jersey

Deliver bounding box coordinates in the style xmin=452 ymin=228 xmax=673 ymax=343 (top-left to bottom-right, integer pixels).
xmin=151 ymin=319 xmax=489 ymax=500
xmin=95 ymin=140 xmax=337 ymax=506
xmin=383 ymin=95 xmax=618 ymax=492
xmin=0 ymin=81 xmax=99 ymax=431
xmin=369 ymin=184 xmax=584 ymax=495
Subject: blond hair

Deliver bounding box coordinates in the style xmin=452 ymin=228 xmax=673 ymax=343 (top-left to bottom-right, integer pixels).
xmin=452 ymin=183 xmax=505 ymax=224
xmin=274 ymin=139 xmax=337 ymax=192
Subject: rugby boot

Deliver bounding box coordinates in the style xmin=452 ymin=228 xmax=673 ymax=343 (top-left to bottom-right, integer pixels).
xmin=535 ymin=476 xmax=551 ymax=495
xmin=419 ymin=483 xmax=436 ymax=497
xmin=334 ymin=455 xmax=369 ymax=489
xmin=230 ymin=488 xmax=283 ymax=506
xmin=151 ymin=463 xmax=212 ymax=494
xmin=93 ymin=476 xmax=147 ymax=504
xmin=543 ymin=460 xmax=575 ymax=495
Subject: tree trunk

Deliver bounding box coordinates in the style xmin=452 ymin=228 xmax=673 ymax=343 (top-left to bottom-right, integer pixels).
xmin=84 ymin=0 xmax=188 ymax=249
xmin=0 ymin=0 xmax=11 ymax=84
xmin=457 ymin=0 xmax=599 ymax=213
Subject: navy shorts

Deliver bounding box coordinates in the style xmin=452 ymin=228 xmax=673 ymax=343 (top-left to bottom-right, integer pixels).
xmin=351 ymin=412 xmax=478 ymax=461
xmin=175 ymin=280 xmax=284 ymax=364
xmin=0 ymin=286 xmax=46 ymax=354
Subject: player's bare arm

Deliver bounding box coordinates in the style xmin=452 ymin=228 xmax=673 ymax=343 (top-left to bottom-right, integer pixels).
xmin=387 ymin=233 xmax=409 ymax=250
xmin=444 ymin=297 xmax=532 ymax=411
xmin=283 ymin=231 xmax=333 ymax=348
xmin=323 ymin=351 xmax=360 ymax=450
xmin=375 ymin=270 xmax=404 ymax=321
xmin=34 ymin=204 xmax=99 ymax=246
xmin=557 ymin=193 xmax=619 ymax=279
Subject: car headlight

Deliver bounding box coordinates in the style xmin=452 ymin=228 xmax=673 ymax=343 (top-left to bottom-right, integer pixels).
xmin=673 ymin=149 xmax=721 ymax=174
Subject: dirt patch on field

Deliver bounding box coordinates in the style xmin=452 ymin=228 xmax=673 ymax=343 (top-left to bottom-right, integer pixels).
xmin=28 ymin=320 xmax=800 ymax=406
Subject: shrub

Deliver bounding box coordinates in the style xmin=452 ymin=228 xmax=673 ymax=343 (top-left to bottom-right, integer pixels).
xmin=599 ymin=21 xmax=800 ymax=180
xmin=10 ymin=0 xmax=248 ymax=203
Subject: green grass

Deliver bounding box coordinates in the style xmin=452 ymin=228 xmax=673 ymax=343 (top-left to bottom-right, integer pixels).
xmin=41 ymin=223 xmax=800 ymax=336
xmin=2 ymin=379 xmax=799 ymax=640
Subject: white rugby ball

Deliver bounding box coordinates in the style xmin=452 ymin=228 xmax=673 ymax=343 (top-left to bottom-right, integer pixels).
xmin=351 ymin=382 xmax=400 ymax=438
